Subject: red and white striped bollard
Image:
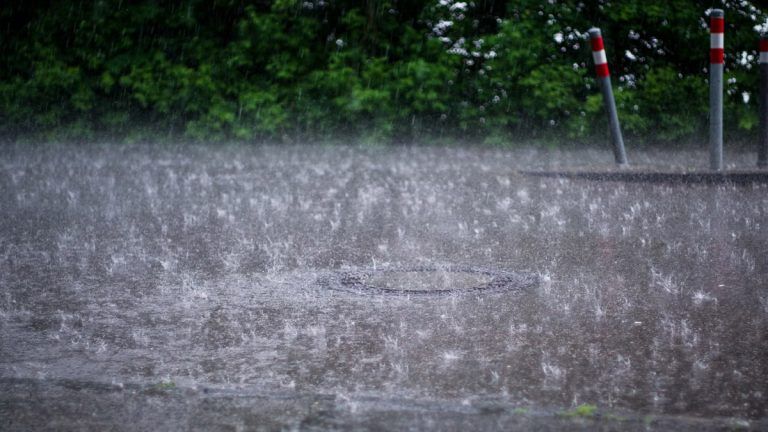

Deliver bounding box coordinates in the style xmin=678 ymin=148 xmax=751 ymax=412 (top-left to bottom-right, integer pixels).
xmin=709 ymin=9 xmax=724 ymax=170
xmin=588 ymin=27 xmax=628 ymax=166
xmin=759 ymin=33 xmax=768 ymax=167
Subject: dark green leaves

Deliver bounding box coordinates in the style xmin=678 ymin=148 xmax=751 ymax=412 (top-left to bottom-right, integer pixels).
xmin=0 ymin=0 xmax=765 ymax=143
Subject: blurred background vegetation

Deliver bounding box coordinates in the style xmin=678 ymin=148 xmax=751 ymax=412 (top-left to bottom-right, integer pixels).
xmin=1 ymin=0 xmax=766 ymax=144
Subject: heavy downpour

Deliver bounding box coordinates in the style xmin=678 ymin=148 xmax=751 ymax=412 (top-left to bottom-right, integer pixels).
xmin=1 ymin=1 xmax=768 ymax=431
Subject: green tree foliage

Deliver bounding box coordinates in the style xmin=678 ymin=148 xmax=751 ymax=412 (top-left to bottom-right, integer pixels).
xmin=0 ymin=0 xmax=766 ymax=143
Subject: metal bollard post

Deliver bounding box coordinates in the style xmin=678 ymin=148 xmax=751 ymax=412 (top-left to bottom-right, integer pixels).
xmin=759 ymin=33 xmax=768 ymax=167
xmin=589 ymin=28 xmax=628 ymax=166
xmin=709 ymin=9 xmax=725 ymax=171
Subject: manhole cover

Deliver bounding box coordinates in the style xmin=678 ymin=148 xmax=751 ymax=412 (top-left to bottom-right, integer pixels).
xmin=318 ymin=266 xmax=537 ymax=295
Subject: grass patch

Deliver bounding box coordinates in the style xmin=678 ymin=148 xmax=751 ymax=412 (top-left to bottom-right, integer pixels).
xmin=560 ymin=403 xmax=598 ymax=419
xmin=155 ymin=380 xmax=176 ymax=390
xmin=144 ymin=379 xmax=177 ymax=395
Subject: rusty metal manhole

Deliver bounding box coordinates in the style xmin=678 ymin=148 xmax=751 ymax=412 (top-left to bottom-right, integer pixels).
xmin=317 ymin=266 xmax=537 ymax=296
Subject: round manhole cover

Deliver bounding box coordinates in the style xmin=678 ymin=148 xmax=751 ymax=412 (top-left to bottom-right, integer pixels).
xmin=318 ymin=266 xmax=537 ymax=295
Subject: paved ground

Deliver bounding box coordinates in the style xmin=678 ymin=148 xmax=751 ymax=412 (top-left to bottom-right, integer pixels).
xmin=1 ymin=143 xmax=767 ymax=430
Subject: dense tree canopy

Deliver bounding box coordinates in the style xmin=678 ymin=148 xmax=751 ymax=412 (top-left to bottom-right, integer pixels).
xmin=1 ymin=0 xmax=766 ymax=143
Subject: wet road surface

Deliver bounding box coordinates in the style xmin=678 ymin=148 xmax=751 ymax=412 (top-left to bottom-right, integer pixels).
xmin=1 ymin=143 xmax=767 ymax=430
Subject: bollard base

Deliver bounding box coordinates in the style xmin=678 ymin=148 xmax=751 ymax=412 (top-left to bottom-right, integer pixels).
xmin=520 ymin=166 xmax=768 ymax=185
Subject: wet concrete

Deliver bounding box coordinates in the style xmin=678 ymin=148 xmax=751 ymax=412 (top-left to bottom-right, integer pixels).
xmin=1 ymin=143 xmax=767 ymax=430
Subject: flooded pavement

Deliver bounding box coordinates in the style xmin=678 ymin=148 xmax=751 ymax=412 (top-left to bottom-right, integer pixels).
xmin=1 ymin=143 xmax=767 ymax=430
